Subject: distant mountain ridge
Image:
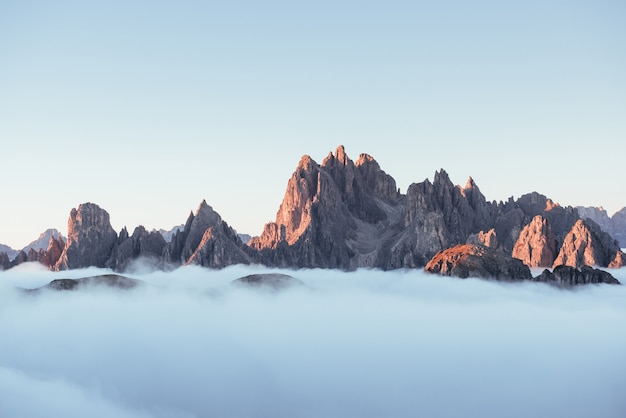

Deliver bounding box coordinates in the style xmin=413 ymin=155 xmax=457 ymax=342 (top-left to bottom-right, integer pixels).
xmin=23 ymin=229 xmax=65 ymax=253
xmin=0 ymin=229 xmax=65 ymax=259
xmin=0 ymin=244 xmax=18 ymax=260
xmin=153 ymin=225 xmax=184 ymax=243
xmin=1 ymin=146 xmax=624 ymax=281
xmin=576 ymin=206 xmax=626 ymax=247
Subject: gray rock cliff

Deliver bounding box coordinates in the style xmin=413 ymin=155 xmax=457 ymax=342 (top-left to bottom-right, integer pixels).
xmin=162 ymin=200 xmax=253 ymax=268
xmin=54 ymin=203 xmax=118 ymax=270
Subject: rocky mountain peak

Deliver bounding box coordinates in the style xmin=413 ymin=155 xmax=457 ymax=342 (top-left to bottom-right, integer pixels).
xmin=178 ymin=200 xmax=227 ymax=261
xmin=553 ymin=219 xmax=624 ymax=268
xmin=194 ymin=200 xmax=222 ymax=226
xmin=433 ymin=169 xmax=451 ymax=187
xmin=54 ymin=202 xmax=118 ymax=270
xmin=517 ymin=192 xmax=558 ymax=213
xmin=296 ymin=154 xmax=318 ymax=171
xmin=249 ymin=155 xmax=321 ymax=250
xmin=322 ymin=145 xmax=350 ymax=167
xmin=355 ymin=153 xmax=398 ymax=202
xmin=465 ymin=176 xmax=477 ymax=190
xmin=335 ymin=145 xmax=349 ymax=165
xmin=355 ymin=153 xmax=376 ymax=166
xmin=106 ymin=224 xmax=166 ymax=271
xmin=512 ymin=215 xmax=558 ymax=267
xmin=22 ymin=228 xmax=65 ymax=253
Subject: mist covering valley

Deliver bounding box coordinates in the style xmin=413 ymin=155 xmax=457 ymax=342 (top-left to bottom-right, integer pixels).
xmin=1 ymin=262 xmax=624 ymax=418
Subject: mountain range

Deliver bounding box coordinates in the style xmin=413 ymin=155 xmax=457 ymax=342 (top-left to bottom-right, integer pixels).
xmin=1 ymin=146 xmax=624 ymax=283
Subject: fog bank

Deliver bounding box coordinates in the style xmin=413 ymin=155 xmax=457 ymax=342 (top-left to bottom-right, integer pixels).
xmin=1 ymin=264 xmax=625 ymax=417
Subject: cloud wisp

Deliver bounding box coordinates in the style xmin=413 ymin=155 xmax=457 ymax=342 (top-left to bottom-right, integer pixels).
xmin=1 ymin=264 xmax=625 ymax=418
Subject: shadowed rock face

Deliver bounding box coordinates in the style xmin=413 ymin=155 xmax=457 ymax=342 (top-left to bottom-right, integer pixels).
xmin=162 ymin=200 xmax=253 ymax=269
xmin=612 ymin=208 xmax=626 ymax=247
xmin=512 ymin=215 xmax=558 ymax=267
xmin=553 ymin=219 xmax=625 ymax=268
xmin=25 ymin=274 xmax=143 ymax=292
xmin=54 ymin=203 xmax=118 ymax=271
xmin=107 ymin=226 xmax=166 ymax=272
xmin=534 ymin=265 xmax=620 ymax=286
xmin=231 ymin=273 xmax=307 ymax=291
xmin=0 ymin=252 xmax=10 ymax=270
xmin=424 ymin=244 xmax=532 ymax=281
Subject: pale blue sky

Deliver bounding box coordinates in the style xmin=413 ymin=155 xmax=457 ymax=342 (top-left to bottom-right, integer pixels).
xmin=1 ymin=0 xmax=625 ymax=249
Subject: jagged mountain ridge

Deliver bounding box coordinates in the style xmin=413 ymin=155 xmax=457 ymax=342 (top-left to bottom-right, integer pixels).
xmin=1 ymin=146 xmax=624 ymax=274
xmin=250 ymin=146 xmax=623 ymax=270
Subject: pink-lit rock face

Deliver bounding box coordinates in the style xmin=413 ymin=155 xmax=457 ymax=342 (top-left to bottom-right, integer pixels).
xmin=425 ymin=244 xmax=532 ymax=281
xmin=249 ymin=154 xmax=320 ymax=250
xmin=512 ymin=215 xmax=558 ymax=267
xmin=553 ymin=219 xmax=625 ymax=268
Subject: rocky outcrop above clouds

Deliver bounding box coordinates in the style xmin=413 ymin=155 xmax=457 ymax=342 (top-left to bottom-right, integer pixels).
xmin=107 ymin=226 xmax=166 ymax=271
xmin=511 ymin=215 xmax=558 ymax=267
xmin=425 ymin=245 xmax=621 ymax=285
xmin=163 ymin=200 xmax=253 ymax=269
xmin=24 ymin=274 xmax=143 ymax=293
xmin=391 ymin=171 xmax=495 ymax=268
xmin=553 ymin=219 xmax=625 ymax=268
xmin=231 ymin=273 xmax=307 ymax=292
xmin=54 ymin=203 xmax=118 ymax=270
xmin=534 ymin=265 xmax=620 ymax=286
xmin=3 ymin=146 xmax=624 ymax=276
xmin=424 ymin=244 xmax=532 ymax=281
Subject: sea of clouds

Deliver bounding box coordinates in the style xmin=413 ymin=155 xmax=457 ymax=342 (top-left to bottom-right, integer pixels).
xmin=1 ymin=262 xmax=625 ymax=418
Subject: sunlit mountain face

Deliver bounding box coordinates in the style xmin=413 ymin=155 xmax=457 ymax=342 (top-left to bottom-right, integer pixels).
xmin=1 ymin=264 xmax=625 ymax=418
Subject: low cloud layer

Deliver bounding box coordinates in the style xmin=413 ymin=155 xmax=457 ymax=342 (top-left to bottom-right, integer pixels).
xmin=1 ymin=263 xmax=625 ymax=418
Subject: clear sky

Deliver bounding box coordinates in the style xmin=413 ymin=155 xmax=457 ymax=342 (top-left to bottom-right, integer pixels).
xmin=1 ymin=0 xmax=625 ymax=249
